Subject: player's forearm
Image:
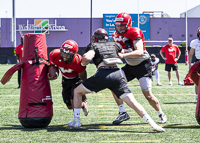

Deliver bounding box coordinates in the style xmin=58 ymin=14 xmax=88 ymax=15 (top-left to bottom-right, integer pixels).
xmin=177 ymin=52 xmax=181 ymax=59
xmin=79 ymin=70 xmax=87 ymax=81
xmin=160 ymin=51 xmax=165 ymax=59
xmin=122 ymin=49 xmax=143 ymax=58
xmin=82 ymin=50 xmax=95 ymax=66
xmin=189 ymin=55 xmax=193 ymax=68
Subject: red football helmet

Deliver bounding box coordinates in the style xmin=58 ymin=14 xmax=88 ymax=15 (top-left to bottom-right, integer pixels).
xmin=197 ymin=27 xmax=200 ymax=39
xmin=60 ymin=40 xmax=78 ymax=64
xmin=115 ymin=12 xmax=132 ymax=33
xmin=92 ymin=28 xmax=108 ymax=43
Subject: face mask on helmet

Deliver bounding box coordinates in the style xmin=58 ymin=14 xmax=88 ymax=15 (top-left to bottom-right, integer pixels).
xmin=115 ymin=23 xmax=128 ymax=34
xmin=60 ymin=40 xmax=78 ymax=64
xmin=60 ymin=50 xmax=75 ymax=64
xmin=92 ymin=28 xmax=108 ymax=43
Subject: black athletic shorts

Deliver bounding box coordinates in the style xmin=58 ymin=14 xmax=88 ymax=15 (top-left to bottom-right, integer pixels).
xmin=83 ymin=66 xmax=131 ymax=98
xmin=62 ymin=76 xmax=82 ymax=107
xmin=165 ymin=63 xmax=178 ymax=71
xmin=121 ymin=59 xmax=152 ymax=82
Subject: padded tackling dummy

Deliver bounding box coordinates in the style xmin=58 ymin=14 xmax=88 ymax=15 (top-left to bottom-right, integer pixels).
xmin=1 ymin=33 xmax=53 ymax=128
xmin=188 ymin=61 xmax=200 ymax=125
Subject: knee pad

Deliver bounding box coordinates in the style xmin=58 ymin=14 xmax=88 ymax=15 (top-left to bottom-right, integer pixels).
xmin=139 ymin=77 xmax=152 ymax=91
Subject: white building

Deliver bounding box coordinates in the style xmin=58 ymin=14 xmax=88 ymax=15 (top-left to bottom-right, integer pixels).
xmin=180 ymin=4 xmax=200 ymax=18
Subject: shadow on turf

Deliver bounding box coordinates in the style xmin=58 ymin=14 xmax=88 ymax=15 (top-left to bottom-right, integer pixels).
xmin=163 ymin=124 xmax=200 ymax=129
xmin=164 ymin=102 xmax=196 ymax=104
xmin=0 ymin=123 xmax=159 ymax=133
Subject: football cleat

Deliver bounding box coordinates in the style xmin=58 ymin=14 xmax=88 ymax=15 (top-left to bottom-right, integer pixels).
xmin=156 ymin=83 xmax=162 ymax=86
xmin=178 ymin=82 xmax=183 ymax=85
xmin=67 ymin=117 xmax=81 ymax=129
xmin=82 ymin=101 xmax=89 ymax=116
xmin=158 ymin=113 xmax=167 ymax=124
xmin=150 ymin=124 xmax=165 ymax=132
xmin=112 ymin=112 xmax=130 ymax=125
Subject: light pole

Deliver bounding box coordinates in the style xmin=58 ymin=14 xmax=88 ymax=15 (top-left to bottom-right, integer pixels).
xmin=12 ymin=0 xmax=16 ymax=48
xmin=90 ymin=0 xmax=92 ymax=43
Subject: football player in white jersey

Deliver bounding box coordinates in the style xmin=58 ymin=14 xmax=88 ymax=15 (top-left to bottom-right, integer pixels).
xmin=150 ymin=54 xmax=162 ymax=86
xmin=189 ymin=27 xmax=200 ymax=102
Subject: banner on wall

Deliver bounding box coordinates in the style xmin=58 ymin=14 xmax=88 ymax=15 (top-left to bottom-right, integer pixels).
xmin=16 ymin=19 xmax=68 ymax=34
xmin=103 ymin=14 xmax=150 ymax=41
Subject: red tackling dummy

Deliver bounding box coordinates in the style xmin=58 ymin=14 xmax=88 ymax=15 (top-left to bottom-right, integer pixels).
xmin=189 ymin=61 xmax=200 ymax=86
xmin=1 ymin=33 xmax=53 ymax=128
xmin=188 ymin=61 xmax=200 ymax=125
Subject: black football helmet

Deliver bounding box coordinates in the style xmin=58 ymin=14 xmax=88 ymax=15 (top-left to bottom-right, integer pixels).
xmin=92 ymin=28 xmax=108 ymax=43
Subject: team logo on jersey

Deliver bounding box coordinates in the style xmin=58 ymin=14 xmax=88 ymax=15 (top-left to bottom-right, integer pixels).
xmin=59 ymin=67 xmax=73 ymax=73
xmin=64 ymin=44 xmax=73 ymax=49
xmin=113 ymin=36 xmax=123 ymax=42
xmin=168 ymin=48 xmax=174 ymax=52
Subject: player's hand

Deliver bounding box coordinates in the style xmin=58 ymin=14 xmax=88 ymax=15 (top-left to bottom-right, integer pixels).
xmin=175 ymin=58 xmax=178 ymax=62
xmin=118 ymin=53 xmax=124 ymax=59
xmin=47 ymin=73 xmax=58 ymax=80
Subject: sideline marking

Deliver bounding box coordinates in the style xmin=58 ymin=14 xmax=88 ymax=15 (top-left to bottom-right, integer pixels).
xmin=98 ymin=125 xmax=151 ymax=129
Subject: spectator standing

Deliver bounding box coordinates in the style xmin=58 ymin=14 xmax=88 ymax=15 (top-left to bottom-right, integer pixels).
xmin=160 ymin=37 xmax=183 ymax=86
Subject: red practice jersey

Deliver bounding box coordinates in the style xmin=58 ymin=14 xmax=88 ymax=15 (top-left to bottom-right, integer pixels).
xmin=16 ymin=44 xmax=23 ymax=62
xmin=112 ymin=27 xmax=146 ymax=51
xmin=161 ymin=44 xmax=180 ymax=64
xmin=49 ymin=49 xmax=86 ymax=79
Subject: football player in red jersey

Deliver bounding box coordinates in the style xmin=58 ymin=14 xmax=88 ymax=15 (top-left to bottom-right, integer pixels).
xmin=112 ymin=12 xmax=167 ymax=125
xmin=48 ymin=40 xmax=89 ymax=116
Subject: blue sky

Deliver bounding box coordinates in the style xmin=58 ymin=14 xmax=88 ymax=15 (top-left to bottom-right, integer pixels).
xmin=0 ymin=0 xmax=200 ymax=18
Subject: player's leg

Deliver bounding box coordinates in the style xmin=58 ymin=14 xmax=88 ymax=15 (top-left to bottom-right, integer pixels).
xmin=111 ymin=69 xmax=165 ymax=132
xmin=112 ymin=65 xmax=133 ymax=125
xmin=68 ymin=83 xmax=90 ymax=129
xmin=71 ymin=78 xmax=89 ymax=116
xmin=154 ymin=70 xmax=162 ymax=85
xmin=62 ymin=77 xmax=73 ymax=110
xmin=173 ymin=64 xmax=183 ymax=85
xmin=139 ymin=77 xmax=167 ymax=124
xmin=165 ymin=64 xmax=172 ymax=85
xmin=120 ymin=93 xmax=165 ymax=132
xmin=112 ymin=92 xmax=130 ymax=125
xmin=68 ymin=71 xmax=106 ymax=129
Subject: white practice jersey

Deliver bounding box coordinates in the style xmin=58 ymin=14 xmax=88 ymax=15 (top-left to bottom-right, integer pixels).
xmin=190 ymin=39 xmax=200 ymax=59
xmin=151 ymin=57 xmax=159 ymax=70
